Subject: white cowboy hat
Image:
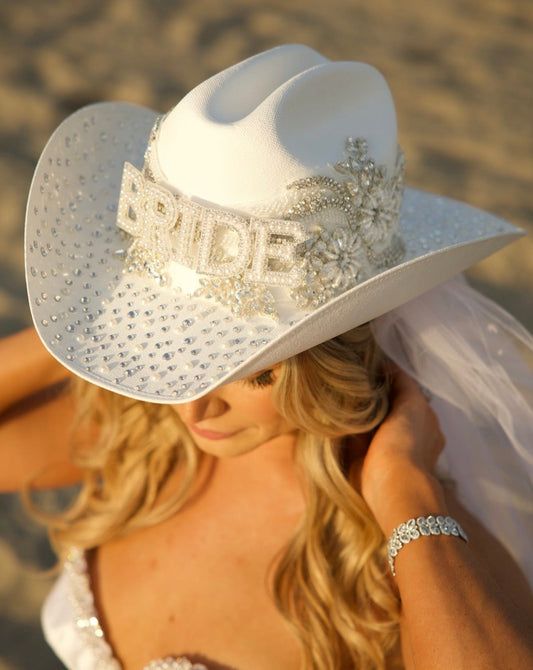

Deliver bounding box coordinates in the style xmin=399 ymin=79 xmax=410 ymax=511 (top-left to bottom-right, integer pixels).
xmin=24 ymin=43 xmax=525 ymax=403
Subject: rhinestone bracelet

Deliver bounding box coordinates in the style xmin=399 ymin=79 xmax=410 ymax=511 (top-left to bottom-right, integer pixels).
xmin=387 ymin=514 xmax=469 ymax=577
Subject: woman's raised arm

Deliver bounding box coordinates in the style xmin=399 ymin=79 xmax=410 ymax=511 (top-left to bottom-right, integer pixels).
xmin=351 ymin=365 xmax=533 ymax=670
xmin=0 ymin=327 xmax=69 ymax=413
xmin=0 ymin=327 xmax=84 ymax=491
xmin=375 ymin=467 xmax=533 ymax=669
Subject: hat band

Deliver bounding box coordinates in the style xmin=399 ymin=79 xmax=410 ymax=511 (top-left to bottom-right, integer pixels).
xmin=115 ymin=115 xmax=407 ymax=320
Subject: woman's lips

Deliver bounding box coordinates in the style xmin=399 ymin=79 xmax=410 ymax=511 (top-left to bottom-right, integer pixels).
xmin=189 ymin=424 xmax=238 ymax=440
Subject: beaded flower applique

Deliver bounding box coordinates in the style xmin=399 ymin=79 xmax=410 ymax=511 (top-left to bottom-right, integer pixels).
xmin=285 ymin=136 xmax=405 ymax=309
xmin=115 ymin=114 xmax=406 ymax=320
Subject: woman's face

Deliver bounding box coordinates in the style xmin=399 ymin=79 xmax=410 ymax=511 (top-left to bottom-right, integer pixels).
xmin=173 ymin=364 xmax=299 ymax=461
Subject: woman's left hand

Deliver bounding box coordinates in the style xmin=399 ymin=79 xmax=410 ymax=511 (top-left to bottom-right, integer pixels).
xmin=348 ymin=362 xmax=447 ymax=526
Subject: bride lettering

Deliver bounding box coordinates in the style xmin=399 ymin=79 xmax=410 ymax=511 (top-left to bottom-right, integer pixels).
xmin=117 ymin=161 xmax=306 ymax=288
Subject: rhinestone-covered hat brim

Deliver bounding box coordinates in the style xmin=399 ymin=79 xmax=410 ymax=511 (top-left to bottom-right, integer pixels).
xmin=25 ymin=102 xmax=524 ymax=403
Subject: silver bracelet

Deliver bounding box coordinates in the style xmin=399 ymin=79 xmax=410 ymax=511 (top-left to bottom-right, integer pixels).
xmin=387 ymin=514 xmax=469 ymax=576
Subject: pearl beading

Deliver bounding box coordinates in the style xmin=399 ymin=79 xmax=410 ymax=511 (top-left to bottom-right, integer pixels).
xmin=115 ymin=115 xmax=406 ymax=319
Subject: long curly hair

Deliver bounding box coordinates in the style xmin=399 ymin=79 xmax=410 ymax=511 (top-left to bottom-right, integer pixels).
xmin=22 ymin=322 xmax=403 ymax=670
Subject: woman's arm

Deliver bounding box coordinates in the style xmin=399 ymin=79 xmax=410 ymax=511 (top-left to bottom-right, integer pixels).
xmin=352 ymin=364 xmax=533 ymax=670
xmin=0 ymin=384 xmax=84 ymax=491
xmin=0 ymin=326 xmax=69 ymax=413
xmin=0 ymin=327 xmax=84 ymax=491
xmin=373 ymin=468 xmax=533 ymax=670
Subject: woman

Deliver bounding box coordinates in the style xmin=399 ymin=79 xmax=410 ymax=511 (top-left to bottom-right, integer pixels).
xmin=4 ymin=43 xmax=533 ymax=669
xmin=2 ymin=321 xmax=533 ymax=670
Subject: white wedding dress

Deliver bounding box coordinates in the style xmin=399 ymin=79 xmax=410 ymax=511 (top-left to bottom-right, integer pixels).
xmin=41 ymin=275 xmax=533 ymax=669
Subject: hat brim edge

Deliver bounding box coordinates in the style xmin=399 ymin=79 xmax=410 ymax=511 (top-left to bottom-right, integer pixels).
xmin=23 ymin=102 xmax=527 ymax=403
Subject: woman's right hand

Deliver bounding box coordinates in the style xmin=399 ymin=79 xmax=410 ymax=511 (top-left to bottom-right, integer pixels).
xmin=347 ymin=361 xmax=448 ymax=533
xmin=362 ymin=362 xmax=445 ymax=485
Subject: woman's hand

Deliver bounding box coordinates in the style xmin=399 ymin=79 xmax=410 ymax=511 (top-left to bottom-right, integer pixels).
xmin=348 ymin=361 xmax=448 ymax=534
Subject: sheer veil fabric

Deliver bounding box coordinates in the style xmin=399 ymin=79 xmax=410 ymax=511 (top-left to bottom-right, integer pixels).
xmin=371 ymin=272 xmax=533 ymax=587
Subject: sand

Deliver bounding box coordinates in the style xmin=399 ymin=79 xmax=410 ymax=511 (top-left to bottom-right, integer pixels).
xmin=0 ymin=1 xmax=532 ymax=667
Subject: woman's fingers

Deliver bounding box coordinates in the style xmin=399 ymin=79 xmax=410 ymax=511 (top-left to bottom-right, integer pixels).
xmin=347 ymin=361 xmax=446 ymax=485
xmin=385 ymin=360 xmax=432 ymax=406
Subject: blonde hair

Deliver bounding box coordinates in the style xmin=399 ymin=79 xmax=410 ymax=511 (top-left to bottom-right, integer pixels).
xmin=22 ymin=322 xmax=403 ymax=669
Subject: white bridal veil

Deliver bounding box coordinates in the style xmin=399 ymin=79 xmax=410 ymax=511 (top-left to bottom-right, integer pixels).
xmin=370 ymin=272 xmax=533 ymax=587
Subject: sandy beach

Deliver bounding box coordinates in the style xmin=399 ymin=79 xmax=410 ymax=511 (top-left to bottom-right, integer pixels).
xmin=0 ymin=1 xmax=532 ymax=667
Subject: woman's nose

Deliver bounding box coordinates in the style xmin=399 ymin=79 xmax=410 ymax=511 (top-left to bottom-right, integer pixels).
xmin=179 ymin=394 xmax=227 ymax=425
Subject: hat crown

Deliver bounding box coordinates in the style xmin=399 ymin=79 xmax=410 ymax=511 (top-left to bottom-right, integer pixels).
xmin=155 ymin=44 xmax=398 ymax=214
